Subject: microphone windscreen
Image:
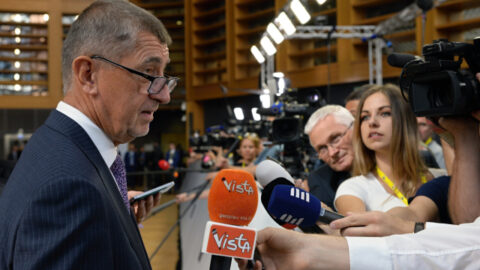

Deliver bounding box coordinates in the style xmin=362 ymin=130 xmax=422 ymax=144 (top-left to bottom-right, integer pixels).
xmin=260 ymin=177 xmax=294 ymax=211
xmin=208 ymin=169 xmax=258 ymax=226
xmin=255 ymin=159 xmax=294 ymax=188
xmin=267 ymin=185 xmax=321 ymax=227
xmin=387 ymin=53 xmax=417 ymax=68
xmin=416 ymin=0 xmax=433 ymax=11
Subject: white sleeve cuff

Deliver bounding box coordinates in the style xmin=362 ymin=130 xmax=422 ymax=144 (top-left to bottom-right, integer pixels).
xmin=346 ymin=236 xmax=392 ymax=270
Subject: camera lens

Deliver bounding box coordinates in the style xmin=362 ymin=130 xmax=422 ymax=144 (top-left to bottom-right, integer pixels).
xmin=429 ymin=85 xmax=454 ymax=108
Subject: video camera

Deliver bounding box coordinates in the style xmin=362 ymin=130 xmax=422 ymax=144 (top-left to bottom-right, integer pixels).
xmin=189 ymin=127 xmax=236 ymax=154
xmin=395 ymin=38 xmax=480 ymax=117
xmin=257 ymin=88 xmax=324 ymax=178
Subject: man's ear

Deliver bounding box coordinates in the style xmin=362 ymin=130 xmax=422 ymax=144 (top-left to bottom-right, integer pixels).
xmin=72 ymin=56 xmax=98 ymax=95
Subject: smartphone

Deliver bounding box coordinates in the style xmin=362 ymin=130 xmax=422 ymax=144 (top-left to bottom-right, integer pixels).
xmin=129 ymin=181 xmax=175 ymax=205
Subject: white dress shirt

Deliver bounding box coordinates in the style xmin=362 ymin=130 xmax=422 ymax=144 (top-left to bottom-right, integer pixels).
xmin=56 ymin=101 xmax=119 ymax=189
xmin=347 ymin=217 xmax=480 ymax=270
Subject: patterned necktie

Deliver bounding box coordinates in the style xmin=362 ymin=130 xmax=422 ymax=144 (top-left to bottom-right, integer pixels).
xmin=110 ymin=155 xmax=130 ymax=212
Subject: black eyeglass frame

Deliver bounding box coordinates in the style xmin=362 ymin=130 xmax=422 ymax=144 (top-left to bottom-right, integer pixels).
xmin=90 ymin=55 xmax=179 ymax=94
xmin=317 ymin=121 xmax=354 ymax=158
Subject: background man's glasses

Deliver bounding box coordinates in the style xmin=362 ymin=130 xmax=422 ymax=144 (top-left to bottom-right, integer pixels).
xmin=318 ymin=121 xmax=353 ymax=157
xmin=91 ymin=55 xmax=178 ymax=94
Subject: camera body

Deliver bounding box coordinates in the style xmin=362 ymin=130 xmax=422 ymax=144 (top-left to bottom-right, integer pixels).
xmin=258 ymin=89 xmax=323 ymax=178
xmin=399 ymin=38 xmax=480 ymax=117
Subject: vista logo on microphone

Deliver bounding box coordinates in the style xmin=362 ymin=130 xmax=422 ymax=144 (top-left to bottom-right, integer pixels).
xmin=202 ymin=221 xmax=257 ymax=259
xmin=222 ymin=177 xmax=255 ymax=195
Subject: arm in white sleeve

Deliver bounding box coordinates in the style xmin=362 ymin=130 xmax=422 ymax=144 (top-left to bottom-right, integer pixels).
xmin=347 ymin=217 xmax=480 ymax=270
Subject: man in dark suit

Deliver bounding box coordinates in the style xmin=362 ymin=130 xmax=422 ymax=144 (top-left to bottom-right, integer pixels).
xmin=0 ymin=0 xmax=177 ymax=269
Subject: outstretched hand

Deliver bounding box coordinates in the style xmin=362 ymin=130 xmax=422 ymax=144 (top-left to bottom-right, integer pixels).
xmin=330 ymin=211 xmax=414 ymax=237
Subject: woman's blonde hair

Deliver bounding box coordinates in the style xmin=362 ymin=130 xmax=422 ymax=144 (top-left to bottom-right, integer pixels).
xmin=352 ymin=84 xmax=426 ymax=197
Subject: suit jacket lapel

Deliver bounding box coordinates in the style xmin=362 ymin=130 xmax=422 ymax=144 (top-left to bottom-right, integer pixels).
xmin=45 ymin=110 xmax=151 ymax=269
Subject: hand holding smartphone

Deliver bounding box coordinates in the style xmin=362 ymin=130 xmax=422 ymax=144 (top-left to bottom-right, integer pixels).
xmin=129 ymin=181 xmax=175 ymax=205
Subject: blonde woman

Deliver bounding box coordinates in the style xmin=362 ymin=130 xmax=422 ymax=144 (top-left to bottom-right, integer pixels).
xmin=233 ymin=133 xmax=260 ymax=167
xmin=335 ymin=84 xmax=432 ymax=214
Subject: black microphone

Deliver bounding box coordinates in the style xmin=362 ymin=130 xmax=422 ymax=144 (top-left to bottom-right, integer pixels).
xmin=268 ymin=185 xmax=344 ymax=226
xmin=416 ymin=0 xmax=433 ymax=12
xmin=387 ymin=53 xmax=419 ymax=68
xmin=255 ymin=160 xmax=324 ymax=233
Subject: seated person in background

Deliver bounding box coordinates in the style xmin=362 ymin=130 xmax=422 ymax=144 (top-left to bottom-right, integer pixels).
xmin=233 ymin=133 xmax=260 ymax=167
xmin=303 ymin=105 xmax=355 ymax=209
xmin=344 ymin=84 xmax=375 ymax=117
xmin=417 ymin=116 xmax=446 ymax=169
xmin=335 ymin=84 xmax=433 ymax=214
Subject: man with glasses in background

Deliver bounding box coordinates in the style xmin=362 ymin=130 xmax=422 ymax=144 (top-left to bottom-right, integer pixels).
xmin=0 ymin=1 xmax=177 ymax=269
xmin=302 ymin=105 xmax=355 ymax=209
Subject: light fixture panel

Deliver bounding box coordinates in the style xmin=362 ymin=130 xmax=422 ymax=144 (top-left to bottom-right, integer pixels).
xmin=260 ymin=36 xmax=277 ymax=56
xmin=290 ymin=0 xmax=311 ymax=25
xmin=250 ymin=45 xmax=265 ymax=64
xmin=267 ymin=23 xmax=284 ymax=44
xmin=276 ymin=12 xmax=296 ymax=36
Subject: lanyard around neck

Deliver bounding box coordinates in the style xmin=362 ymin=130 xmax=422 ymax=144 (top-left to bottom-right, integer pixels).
xmin=425 ymin=137 xmax=433 ymax=146
xmin=376 ymin=166 xmax=427 ymax=206
xmin=376 ymin=166 xmax=409 ymax=206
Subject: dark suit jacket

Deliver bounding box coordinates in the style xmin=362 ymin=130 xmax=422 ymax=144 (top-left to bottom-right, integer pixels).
xmin=307 ymin=164 xmax=351 ymax=210
xmin=0 ymin=110 xmax=151 ymax=270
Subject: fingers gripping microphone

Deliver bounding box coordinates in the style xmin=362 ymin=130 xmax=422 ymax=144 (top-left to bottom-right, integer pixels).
xmin=268 ymin=185 xmax=344 ymax=226
xmin=202 ymin=169 xmax=259 ymax=270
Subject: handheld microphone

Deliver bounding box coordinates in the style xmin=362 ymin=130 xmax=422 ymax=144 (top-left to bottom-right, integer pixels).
xmin=268 ymin=185 xmax=344 ymax=227
xmin=202 ymin=169 xmax=259 ymax=269
xmin=255 ymin=160 xmax=323 ymax=233
xmin=387 ymin=53 xmax=420 ymax=68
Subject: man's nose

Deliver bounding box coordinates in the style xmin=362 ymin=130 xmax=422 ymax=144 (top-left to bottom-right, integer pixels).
xmin=150 ymin=88 xmax=170 ymax=104
xmin=328 ymin=144 xmax=339 ymax=157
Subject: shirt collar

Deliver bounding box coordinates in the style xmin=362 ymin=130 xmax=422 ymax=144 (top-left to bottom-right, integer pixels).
xmin=56 ymin=101 xmax=117 ymax=167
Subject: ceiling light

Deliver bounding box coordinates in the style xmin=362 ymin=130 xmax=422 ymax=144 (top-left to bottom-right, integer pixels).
xmin=267 ymin=23 xmax=284 ymax=44
xmin=260 ymin=36 xmax=277 ymax=56
xmin=233 ymin=107 xmax=245 ymax=121
xmin=276 ymin=12 xmax=296 ymax=36
xmin=260 ymin=93 xmax=271 ymax=108
xmin=290 ymin=0 xmax=311 ymax=25
xmin=251 ymin=45 xmax=265 ymax=64
xmin=251 ymin=108 xmax=261 ymax=121
xmin=316 ymin=0 xmax=327 ymax=5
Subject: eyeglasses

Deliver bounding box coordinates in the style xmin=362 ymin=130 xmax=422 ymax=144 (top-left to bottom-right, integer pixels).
xmin=317 ymin=121 xmax=353 ymax=158
xmin=91 ymin=55 xmax=179 ymax=94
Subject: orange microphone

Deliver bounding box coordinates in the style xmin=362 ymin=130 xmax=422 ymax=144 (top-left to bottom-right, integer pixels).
xmin=202 ymin=169 xmax=259 ymax=269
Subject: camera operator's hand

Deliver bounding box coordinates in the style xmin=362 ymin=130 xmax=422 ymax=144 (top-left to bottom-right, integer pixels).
xmin=438 ymin=115 xmax=479 ymax=143
xmin=438 ymin=107 xmax=480 ymax=224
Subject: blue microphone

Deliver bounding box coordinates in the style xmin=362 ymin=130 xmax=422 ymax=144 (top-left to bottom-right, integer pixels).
xmin=267 ymin=185 xmax=344 ymax=226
